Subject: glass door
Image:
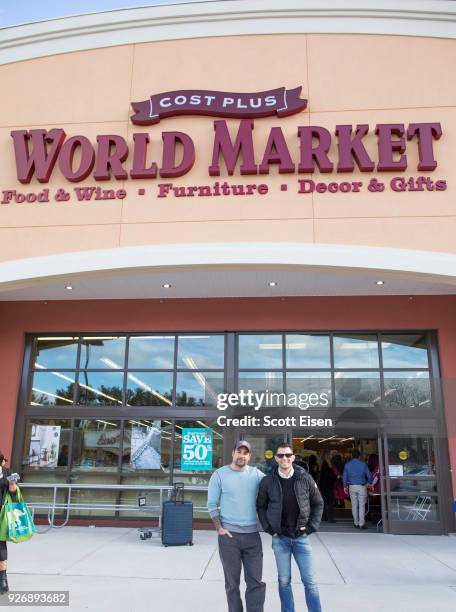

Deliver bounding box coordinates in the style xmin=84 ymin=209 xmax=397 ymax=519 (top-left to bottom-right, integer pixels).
xmin=382 ymin=432 xmax=441 ymax=534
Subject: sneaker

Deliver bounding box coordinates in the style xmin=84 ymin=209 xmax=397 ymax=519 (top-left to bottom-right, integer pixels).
xmin=360 ymin=524 xmax=367 ymax=530
xmin=353 ymin=524 xmax=359 ymax=528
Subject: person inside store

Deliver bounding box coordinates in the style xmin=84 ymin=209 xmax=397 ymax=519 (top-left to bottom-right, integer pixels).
xmin=207 ymin=440 xmax=266 ymax=612
xmin=330 ymin=454 xmax=346 ymax=508
xmin=257 ymin=443 xmax=324 ymax=612
xmin=293 ymin=453 xmax=308 ymax=472
xmin=366 ymin=453 xmax=382 ymax=524
xmin=319 ymin=451 xmax=337 ymax=523
xmin=0 ymin=452 xmax=18 ymax=593
xmin=308 ymin=455 xmax=319 ymax=484
xmin=343 ymin=449 xmax=373 ymax=529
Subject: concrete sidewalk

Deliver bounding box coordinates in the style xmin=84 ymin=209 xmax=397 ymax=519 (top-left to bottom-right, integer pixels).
xmin=3 ymin=528 xmax=456 ymax=611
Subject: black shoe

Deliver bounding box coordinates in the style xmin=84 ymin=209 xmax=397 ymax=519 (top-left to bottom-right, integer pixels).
xmin=0 ymin=571 xmax=8 ymax=594
xmin=353 ymin=524 xmax=359 ymax=528
xmin=360 ymin=524 xmax=367 ymax=530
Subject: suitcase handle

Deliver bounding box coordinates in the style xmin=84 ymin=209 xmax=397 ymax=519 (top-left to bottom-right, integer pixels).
xmin=170 ymin=482 xmax=185 ymax=503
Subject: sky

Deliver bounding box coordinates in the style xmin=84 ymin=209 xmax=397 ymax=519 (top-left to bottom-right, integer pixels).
xmin=0 ymin=0 xmax=205 ymax=27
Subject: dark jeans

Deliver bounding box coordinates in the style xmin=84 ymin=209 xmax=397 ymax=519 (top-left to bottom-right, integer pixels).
xmin=218 ymin=531 xmax=266 ymax=612
xmin=0 ymin=541 xmax=6 ymax=562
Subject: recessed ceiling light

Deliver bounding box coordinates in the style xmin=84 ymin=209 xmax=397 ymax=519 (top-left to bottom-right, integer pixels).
xmin=268 ymin=281 xmax=278 ymax=287
xmin=65 ymin=285 xmax=73 ymax=291
xmin=162 ymin=283 xmax=171 ymax=289
xmin=376 ymin=280 xmax=384 ymax=286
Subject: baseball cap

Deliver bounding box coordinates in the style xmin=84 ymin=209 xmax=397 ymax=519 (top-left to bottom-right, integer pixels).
xmin=234 ymin=440 xmax=251 ymax=452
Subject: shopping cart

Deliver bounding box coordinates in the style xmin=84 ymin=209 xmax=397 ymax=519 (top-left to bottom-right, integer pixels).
xmin=137 ymin=491 xmax=162 ymax=541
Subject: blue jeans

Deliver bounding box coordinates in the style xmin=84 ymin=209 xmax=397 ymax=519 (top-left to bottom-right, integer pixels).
xmin=271 ymin=535 xmax=322 ymax=612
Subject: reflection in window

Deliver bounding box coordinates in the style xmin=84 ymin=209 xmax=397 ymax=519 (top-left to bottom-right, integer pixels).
xmin=286 ymin=335 xmax=330 ymax=369
xmin=30 ymin=371 xmax=75 ymax=406
xmin=333 ymin=335 xmax=379 ymax=369
xmin=286 ymin=373 xmax=332 ymax=407
xmin=128 ymin=336 xmax=175 ymax=369
xmin=334 ymin=372 xmax=381 ymax=407
xmin=238 ymin=372 xmax=283 ymax=397
xmin=22 ymin=419 xmax=71 ymax=469
xmin=238 ymin=335 xmax=283 ymax=369
xmin=77 ymin=372 xmax=123 ymax=405
xmin=390 ymin=495 xmax=438 ymax=521
xmin=79 ymin=337 xmax=126 ymax=369
xmin=177 ymin=335 xmax=224 ymax=370
xmin=381 ymin=334 xmax=429 ymax=368
xmin=72 ymin=419 xmax=121 ymax=471
xmin=122 ymin=419 xmax=170 ymax=471
xmin=175 ymin=372 xmax=224 ymax=407
xmin=126 ymin=372 xmax=173 ymax=406
xmin=383 ymin=372 xmax=431 ymax=409
xmin=32 ymin=337 xmax=78 ymax=369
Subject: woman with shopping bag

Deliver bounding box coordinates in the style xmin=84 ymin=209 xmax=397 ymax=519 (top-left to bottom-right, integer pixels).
xmin=0 ymin=451 xmax=35 ymax=594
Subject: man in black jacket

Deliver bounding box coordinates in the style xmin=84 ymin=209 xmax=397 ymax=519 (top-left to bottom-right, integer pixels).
xmin=257 ymin=443 xmax=323 ymax=612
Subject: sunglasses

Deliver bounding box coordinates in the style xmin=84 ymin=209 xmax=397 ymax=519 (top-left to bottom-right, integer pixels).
xmin=276 ymin=453 xmax=293 ymax=459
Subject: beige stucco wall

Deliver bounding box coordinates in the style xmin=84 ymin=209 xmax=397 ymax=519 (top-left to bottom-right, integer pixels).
xmin=1 ymin=34 xmax=456 ymax=262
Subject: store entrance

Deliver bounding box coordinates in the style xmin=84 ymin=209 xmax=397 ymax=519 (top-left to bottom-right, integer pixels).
xmin=292 ymin=432 xmax=382 ymax=531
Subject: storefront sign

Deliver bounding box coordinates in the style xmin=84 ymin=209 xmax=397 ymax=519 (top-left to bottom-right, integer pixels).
xmin=2 ymin=86 xmax=447 ymax=203
xmin=131 ymin=87 xmax=307 ymax=125
xmin=181 ymin=428 xmax=213 ymax=471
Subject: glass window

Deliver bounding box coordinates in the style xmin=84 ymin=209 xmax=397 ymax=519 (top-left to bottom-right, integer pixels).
xmin=77 ymin=372 xmax=123 ymax=405
xmin=69 ymin=473 xmax=118 ymax=517
xmin=122 ymin=419 xmax=171 ymax=472
xmin=286 ymin=373 xmax=332 ymax=408
xmin=30 ymin=371 xmax=75 ymax=406
xmin=172 ymin=420 xmax=224 ymax=474
xmin=125 ymin=372 xmax=173 ymax=406
xmin=333 ymin=335 xmax=379 ymax=369
xmin=128 ymin=336 xmax=175 ymax=369
xmin=175 ymin=372 xmax=224 ymax=407
xmin=237 ymin=372 xmax=284 ymax=397
xmin=286 ymin=334 xmax=330 ymax=369
xmin=72 ymin=419 xmax=121 ymax=471
xmin=390 ymin=495 xmax=438 ymax=521
xmin=238 ymin=334 xmax=283 ymax=369
xmin=387 ymin=435 xmax=435 ymax=475
xmin=334 ymin=372 xmax=381 ymax=407
xmin=381 ymin=334 xmax=429 ymax=368
xmin=171 ymin=420 xmax=224 ymax=518
xmin=177 ymin=335 xmax=224 ymax=370
xmin=32 ymin=337 xmax=78 ymax=369
xmin=22 ymin=419 xmax=71 ymax=470
xmin=383 ymin=372 xmax=432 ymax=409
xmin=79 ymin=336 xmax=126 ymax=369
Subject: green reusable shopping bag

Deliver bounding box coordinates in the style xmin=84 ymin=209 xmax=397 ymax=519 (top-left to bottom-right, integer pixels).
xmin=0 ymin=486 xmax=36 ymax=543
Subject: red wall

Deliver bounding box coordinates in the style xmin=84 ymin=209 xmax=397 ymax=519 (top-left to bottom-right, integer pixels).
xmin=1 ymin=295 xmax=455 ymax=497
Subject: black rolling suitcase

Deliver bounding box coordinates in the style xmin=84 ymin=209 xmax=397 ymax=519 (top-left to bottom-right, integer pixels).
xmin=161 ymin=482 xmax=193 ymax=546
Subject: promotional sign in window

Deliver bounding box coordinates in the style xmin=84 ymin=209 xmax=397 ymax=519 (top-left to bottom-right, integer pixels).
xmin=130 ymin=423 xmax=161 ymax=469
xmin=28 ymin=424 xmax=61 ymax=468
xmin=181 ymin=428 xmax=213 ymax=471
